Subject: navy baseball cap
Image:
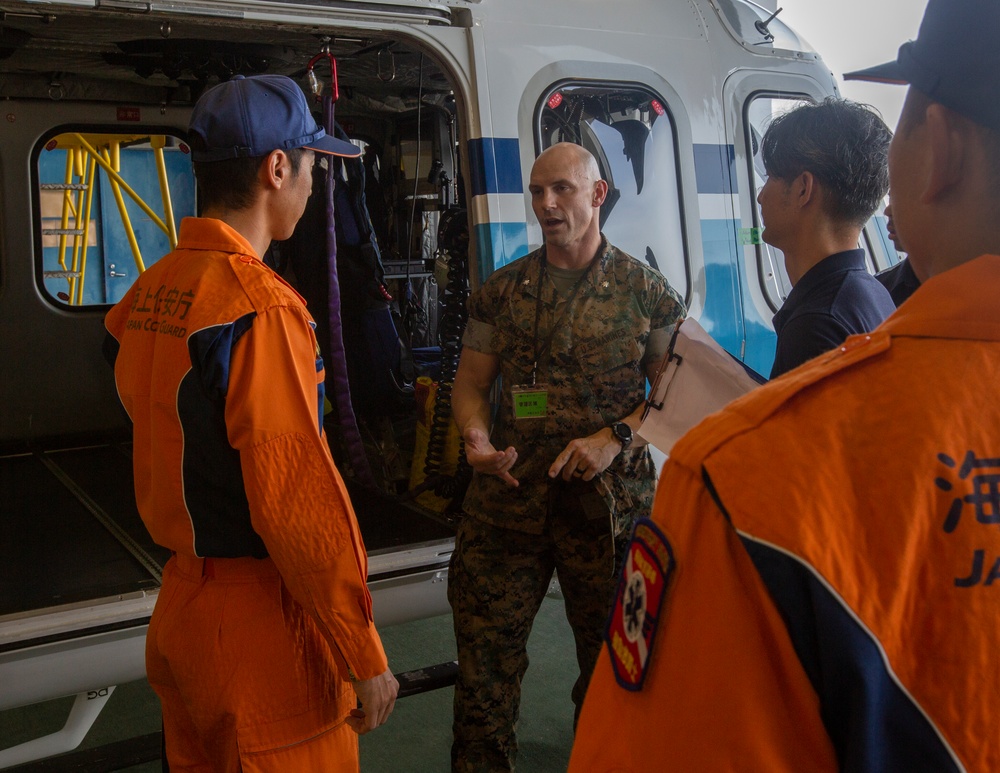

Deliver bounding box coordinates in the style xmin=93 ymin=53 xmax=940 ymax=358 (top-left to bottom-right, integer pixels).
xmin=188 ymin=74 xmax=361 ymax=162
xmin=843 ymin=0 xmax=1000 ymax=132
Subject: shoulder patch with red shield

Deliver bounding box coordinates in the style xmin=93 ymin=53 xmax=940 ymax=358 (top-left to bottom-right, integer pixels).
xmin=605 ymin=518 xmax=675 ymax=691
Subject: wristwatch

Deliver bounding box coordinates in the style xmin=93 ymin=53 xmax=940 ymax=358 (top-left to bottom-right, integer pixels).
xmin=610 ymin=421 xmax=633 ymax=452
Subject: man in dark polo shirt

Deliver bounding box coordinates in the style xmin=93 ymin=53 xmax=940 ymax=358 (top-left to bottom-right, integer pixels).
xmin=875 ymin=201 xmax=921 ymax=306
xmin=758 ymin=98 xmax=896 ymax=378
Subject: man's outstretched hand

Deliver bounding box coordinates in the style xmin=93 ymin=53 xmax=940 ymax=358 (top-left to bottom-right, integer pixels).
xmin=464 ymin=426 xmax=519 ymax=487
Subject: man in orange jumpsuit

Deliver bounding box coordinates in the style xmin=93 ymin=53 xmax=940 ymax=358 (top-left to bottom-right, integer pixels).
xmin=569 ymin=0 xmax=1000 ymax=770
xmin=105 ymin=74 xmax=398 ymax=771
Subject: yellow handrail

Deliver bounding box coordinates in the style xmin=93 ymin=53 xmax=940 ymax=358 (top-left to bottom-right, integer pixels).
xmin=151 ymin=136 xmax=178 ymax=249
xmin=68 ymin=150 xmax=92 ymax=302
xmin=72 ymin=133 xmax=170 ymax=237
xmin=68 ymin=165 xmax=84 ymax=303
xmin=101 ymin=145 xmax=147 ymax=274
xmin=56 ymin=151 xmax=73 ymax=283
xmin=74 ymin=155 xmax=99 ymax=306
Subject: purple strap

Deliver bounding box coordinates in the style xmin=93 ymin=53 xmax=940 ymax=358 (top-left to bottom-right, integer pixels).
xmin=322 ymin=95 xmax=375 ymax=487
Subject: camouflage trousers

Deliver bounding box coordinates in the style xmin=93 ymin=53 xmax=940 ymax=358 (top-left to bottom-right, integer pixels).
xmin=449 ymin=483 xmax=623 ymax=773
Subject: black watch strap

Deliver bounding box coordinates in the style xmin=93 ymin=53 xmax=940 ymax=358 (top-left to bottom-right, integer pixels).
xmin=610 ymin=421 xmax=633 ymax=452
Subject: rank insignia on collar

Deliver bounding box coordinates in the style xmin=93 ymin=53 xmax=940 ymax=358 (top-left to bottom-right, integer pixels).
xmin=605 ymin=518 xmax=674 ymax=691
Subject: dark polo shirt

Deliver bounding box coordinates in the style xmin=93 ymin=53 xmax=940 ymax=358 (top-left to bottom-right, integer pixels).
xmin=770 ymin=249 xmax=896 ymax=378
xmin=876 ymin=257 xmax=921 ymax=307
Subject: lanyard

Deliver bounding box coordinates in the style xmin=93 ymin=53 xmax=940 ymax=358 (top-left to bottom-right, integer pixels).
xmin=530 ymin=249 xmax=599 ymax=386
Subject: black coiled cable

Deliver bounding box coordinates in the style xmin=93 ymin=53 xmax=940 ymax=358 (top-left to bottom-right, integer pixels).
xmin=421 ymin=207 xmax=472 ymax=505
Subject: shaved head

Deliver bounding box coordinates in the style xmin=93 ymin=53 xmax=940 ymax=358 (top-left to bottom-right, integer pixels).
xmin=534 ymin=142 xmax=601 ymax=184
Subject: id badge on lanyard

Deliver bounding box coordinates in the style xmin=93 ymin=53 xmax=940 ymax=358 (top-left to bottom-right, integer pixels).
xmin=514 ymin=252 xmax=594 ymax=422
xmin=512 ymin=384 xmax=548 ymax=420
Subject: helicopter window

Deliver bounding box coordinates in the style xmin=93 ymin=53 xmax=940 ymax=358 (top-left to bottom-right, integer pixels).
xmin=34 ymin=130 xmax=196 ymax=308
xmin=744 ymin=93 xmax=811 ymax=312
xmin=537 ymin=83 xmax=688 ymax=299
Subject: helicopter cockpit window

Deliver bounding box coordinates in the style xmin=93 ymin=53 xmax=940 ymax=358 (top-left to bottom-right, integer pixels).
xmin=537 ymin=83 xmax=688 ymax=299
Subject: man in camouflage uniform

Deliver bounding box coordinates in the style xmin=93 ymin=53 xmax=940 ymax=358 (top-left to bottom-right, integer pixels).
xmin=449 ymin=142 xmax=685 ymax=772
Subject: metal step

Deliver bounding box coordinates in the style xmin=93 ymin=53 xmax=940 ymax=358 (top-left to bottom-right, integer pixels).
xmin=39 ymin=183 xmax=88 ymax=191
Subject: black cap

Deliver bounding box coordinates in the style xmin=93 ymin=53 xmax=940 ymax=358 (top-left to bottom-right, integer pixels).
xmin=843 ymin=0 xmax=1000 ymax=132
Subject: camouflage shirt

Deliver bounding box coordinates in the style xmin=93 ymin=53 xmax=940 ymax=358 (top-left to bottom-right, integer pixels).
xmin=461 ymin=237 xmax=686 ymax=535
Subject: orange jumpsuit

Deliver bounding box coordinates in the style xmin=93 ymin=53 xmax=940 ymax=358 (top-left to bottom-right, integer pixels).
xmin=569 ymin=255 xmax=1000 ymax=772
xmin=105 ymin=217 xmax=387 ymax=772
